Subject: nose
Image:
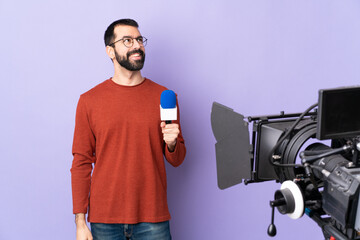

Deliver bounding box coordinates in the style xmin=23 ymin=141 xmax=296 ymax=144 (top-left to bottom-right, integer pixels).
xmin=132 ymin=39 xmax=141 ymax=50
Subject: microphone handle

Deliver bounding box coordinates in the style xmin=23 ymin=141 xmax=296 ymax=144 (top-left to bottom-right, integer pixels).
xmin=165 ymin=120 xmax=172 ymax=124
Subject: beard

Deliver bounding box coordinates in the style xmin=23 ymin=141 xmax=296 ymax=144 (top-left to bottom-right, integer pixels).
xmin=115 ymin=49 xmax=145 ymax=71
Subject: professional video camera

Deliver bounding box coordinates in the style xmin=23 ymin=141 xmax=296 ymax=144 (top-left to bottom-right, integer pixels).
xmin=211 ymin=86 xmax=360 ymax=240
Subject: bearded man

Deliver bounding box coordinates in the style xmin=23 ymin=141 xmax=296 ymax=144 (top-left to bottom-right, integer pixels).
xmin=71 ymin=18 xmax=186 ymax=240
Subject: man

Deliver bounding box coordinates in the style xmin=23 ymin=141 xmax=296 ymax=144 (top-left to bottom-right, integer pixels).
xmin=71 ymin=19 xmax=186 ymax=240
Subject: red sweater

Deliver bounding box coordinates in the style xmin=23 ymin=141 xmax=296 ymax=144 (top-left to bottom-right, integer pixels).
xmin=71 ymin=78 xmax=186 ymax=223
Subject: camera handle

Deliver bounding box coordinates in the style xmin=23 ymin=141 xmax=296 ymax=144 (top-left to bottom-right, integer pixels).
xmin=267 ymin=181 xmax=304 ymax=237
xmin=267 ymin=202 xmax=278 ymax=237
xmin=268 ymin=192 xmax=294 ymax=237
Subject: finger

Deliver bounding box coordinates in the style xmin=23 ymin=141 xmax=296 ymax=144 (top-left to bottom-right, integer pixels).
xmin=162 ymin=128 xmax=180 ymax=135
xmin=163 ymin=124 xmax=179 ymax=132
xmin=165 ymin=123 xmax=179 ymax=129
xmin=162 ymin=131 xmax=179 ymax=138
xmin=163 ymin=134 xmax=179 ymax=142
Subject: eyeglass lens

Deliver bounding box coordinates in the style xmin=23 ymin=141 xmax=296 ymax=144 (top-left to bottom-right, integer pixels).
xmin=123 ymin=37 xmax=147 ymax=47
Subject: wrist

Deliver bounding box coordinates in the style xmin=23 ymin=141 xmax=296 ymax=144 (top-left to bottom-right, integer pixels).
xmin=167 ymin=140 xmax=177 ymax=152
xmin=75 ymin=213 xmax=87 ymax=226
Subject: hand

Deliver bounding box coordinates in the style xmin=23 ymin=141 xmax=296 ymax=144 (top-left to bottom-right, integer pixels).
xmin=160 ymin=122 xmax=180 ymax=152
xmin=75 ymin=214 xmax=93 ymax=240
xmin=76 ymin=223 xmax=93 ymax=240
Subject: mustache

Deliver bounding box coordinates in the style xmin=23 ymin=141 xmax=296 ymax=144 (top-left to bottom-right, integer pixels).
xmin=127 ymin=49 xmax=145 ymax=58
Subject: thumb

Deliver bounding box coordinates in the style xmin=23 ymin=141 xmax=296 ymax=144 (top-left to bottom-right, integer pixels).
xmin=160 ymin=122 xmax=166 ymax=128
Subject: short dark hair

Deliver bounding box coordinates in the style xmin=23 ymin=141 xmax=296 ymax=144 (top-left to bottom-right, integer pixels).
xmin=104 ymin=19 xmax=139 ymax=46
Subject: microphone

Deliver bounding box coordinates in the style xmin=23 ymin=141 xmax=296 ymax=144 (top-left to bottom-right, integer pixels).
xmin=160 ymin=90 xmax=177 ymax=124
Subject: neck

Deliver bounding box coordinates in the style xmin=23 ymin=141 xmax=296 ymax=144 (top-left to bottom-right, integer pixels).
xmin=112 ymin=64 xmax=144 ymax=86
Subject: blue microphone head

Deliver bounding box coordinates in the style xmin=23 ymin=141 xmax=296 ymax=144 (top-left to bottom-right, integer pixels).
xmin=160 ymin=90 xmax=176 ymax=109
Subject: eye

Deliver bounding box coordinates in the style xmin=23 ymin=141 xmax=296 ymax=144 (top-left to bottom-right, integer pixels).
xmin=136 ymin=37 xmax=144 ymax=44
xmin=123 ymin=38 xmax=132 ymax=43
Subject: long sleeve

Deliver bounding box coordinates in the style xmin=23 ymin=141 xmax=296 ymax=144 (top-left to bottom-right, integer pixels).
xmin=164 ymin=100 xmax=186 ymax=167
xmin=70 ymin=78 xmax=184 ymax=223
xmin=71 ymin=95 xmax=96 ymax=214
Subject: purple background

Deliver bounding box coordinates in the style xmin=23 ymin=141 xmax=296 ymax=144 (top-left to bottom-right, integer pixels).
xmin=1 ymin=1 xmax=360 ymax=239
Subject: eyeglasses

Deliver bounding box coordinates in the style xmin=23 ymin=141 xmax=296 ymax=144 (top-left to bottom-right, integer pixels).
xmin=109 ymin=36 xmax=148 ymax=48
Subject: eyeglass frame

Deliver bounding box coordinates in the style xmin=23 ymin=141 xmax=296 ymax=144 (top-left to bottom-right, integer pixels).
xmin=108 ymin=36 xmax=148 ymax=48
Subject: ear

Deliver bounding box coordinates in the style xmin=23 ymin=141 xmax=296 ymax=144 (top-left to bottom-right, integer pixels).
xmin=106 ymin=45 xmax=115 ymax=60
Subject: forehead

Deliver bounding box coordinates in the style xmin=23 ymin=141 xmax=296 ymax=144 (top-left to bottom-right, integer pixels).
xmin=114 ymin=25 xmax=141 ymax=38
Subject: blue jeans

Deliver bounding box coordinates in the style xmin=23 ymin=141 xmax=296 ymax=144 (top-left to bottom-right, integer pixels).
xmin=90 ymin=221 xmax=172 ymax=240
